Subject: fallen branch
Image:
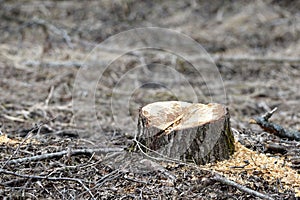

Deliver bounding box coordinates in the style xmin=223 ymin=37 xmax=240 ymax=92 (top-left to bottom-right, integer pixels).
xmin=23 ymin=60 xmax=84 ymax=68
xmin=5 ymin=147 xmax=124 ymax=165
xmin=250 ymin=107 xmax=300 ymax=141
xmin=2 ymin=114 xmax=25 ymax=122
xmin=1 ymin=178 xmax=27 ymax=187
xmin=23 ymin=17 xmax=73 ymax=48
xmin=212 ymin=174 xmax=274 ymax=200
xmin=212 ymin=55 xmax=300 ymax=64
xmin=264 ymin=142 xmax=288 ymax=154
xmin=68 ymin=43 xmax=300 ymax=65
xmin=1 ymin=14 xmax=73 ymax=48
xmin=290 ymin=156 xmax=300 ymax=165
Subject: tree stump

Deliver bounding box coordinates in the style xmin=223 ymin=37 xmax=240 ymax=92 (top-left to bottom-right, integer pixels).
xmin=137 ymin=101 xmax=235 ymax=165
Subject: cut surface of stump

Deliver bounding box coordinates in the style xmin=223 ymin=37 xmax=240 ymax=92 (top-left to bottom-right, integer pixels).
xmin=137 ymin=101 xmax=235 ymax=165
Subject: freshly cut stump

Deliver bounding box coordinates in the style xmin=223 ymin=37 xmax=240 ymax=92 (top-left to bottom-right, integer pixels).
xmin=137 ymin=101 xmax=235 ymax=165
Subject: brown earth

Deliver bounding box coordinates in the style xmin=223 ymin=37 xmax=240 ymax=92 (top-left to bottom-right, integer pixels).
xmin=0 ymin=0 xmax=299 ymax=199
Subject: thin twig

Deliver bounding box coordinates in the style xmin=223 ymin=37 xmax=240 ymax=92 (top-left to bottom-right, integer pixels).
xmin=45 ymin=86 xmax=54 ymax=106
xmin=24 ymin=17 xmax=73 ymax=48
xmin=2 ymin=114 xmax=25 ymax=122
xmin=123 ymin=175 xmax=148 ymax=184
xmin=78 ymin=169 xmax=123 ymax=198
xmin=212 ymin=174 xmax=275 ymax=200
xmin=2 ymin=118 xmax=57 ymax=168
xmin=262 ymin=107 xmax=278 ymax=121
xmin=0 ymin=169 xmax=95 ymax=199
xmin=1 ymin=14 xmax=73 ymax=48
xmin=96 ymin=169 xmax=123 ymax=186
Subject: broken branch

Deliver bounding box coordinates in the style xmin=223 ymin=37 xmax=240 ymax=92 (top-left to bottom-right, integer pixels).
xmin=250 ymin=108 xmax=300 ymax=141
xmin=5 ymin=147 xmax=124 ymax=165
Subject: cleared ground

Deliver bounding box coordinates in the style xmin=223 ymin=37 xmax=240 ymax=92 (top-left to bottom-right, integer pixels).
xmin=0 ymin=1 xmax=299 ymax=199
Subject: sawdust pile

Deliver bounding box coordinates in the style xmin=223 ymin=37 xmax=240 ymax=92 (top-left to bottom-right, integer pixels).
xmin=205 ymin=141 xmax=300 ymax=196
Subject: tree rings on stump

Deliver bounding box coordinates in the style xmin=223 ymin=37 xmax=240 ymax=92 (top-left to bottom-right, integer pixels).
xmin=136 ymin=101 xmax=235 ymax=165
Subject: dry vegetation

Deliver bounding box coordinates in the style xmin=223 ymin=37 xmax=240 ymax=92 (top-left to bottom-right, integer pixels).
xmin=0 ymin=0 xmax=300 ymax=199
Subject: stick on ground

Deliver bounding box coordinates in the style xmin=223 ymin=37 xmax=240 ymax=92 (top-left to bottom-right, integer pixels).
xmin=250 ymin=107 xmax=300 ymax=141
xmin=5 ymin=147 xmax=124 ymax=165
xmin=212 ymin=174 xmax=275 ymax=200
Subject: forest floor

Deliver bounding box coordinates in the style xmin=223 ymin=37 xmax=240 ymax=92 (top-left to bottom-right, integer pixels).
xmin=0 ymin=0 xmax=300 ymax=199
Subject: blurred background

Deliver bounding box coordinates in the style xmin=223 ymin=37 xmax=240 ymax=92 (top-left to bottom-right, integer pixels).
xmin=0 ymin=0 xmax=299 ymax=140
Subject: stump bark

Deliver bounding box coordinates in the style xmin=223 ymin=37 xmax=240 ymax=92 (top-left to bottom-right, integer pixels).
xmin=137 ymin=101 xmax=235 ymax=165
